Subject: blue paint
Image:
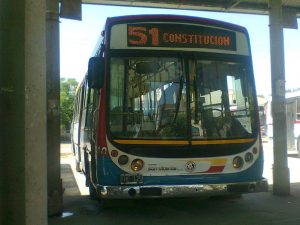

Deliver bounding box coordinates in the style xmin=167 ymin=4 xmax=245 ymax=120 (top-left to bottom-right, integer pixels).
xmin=96 ymin=153 xmax=264 ymax=186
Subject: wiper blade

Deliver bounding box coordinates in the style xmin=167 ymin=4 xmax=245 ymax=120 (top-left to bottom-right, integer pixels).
xmin=173 ymin=76 xmax=184 ymax=124
xmin=194 ymin=78 xmax=199 ymax=124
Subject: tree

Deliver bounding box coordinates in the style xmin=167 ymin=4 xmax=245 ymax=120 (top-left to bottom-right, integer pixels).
xmin=60 ymin=78 xmax=78 ymax=132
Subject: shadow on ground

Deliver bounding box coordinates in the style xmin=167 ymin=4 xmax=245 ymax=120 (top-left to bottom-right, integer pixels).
xmin=49 ymin=164 xmax=300 ymax=225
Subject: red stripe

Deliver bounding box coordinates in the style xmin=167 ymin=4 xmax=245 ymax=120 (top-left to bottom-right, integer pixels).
xmin=203 ymin=166 xmax=225 ymax=173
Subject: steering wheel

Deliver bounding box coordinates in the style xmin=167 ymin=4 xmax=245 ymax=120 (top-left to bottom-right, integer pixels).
xmin=201 ymin=108 xmax=225 ymax=137
xmin=202 ymin=108 xmax=224 ymax=118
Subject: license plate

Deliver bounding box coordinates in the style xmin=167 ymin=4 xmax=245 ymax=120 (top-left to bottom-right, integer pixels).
xmin=120 ymin=174 xmax=143 ymax=185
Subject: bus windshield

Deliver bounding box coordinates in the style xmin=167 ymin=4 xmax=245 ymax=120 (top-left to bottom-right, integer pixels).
xmin=109 ymin=56 xmax=254 ymax=140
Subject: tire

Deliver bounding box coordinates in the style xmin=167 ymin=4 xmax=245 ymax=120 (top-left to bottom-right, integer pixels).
xmin=88 ymin=180 xmax=107 ymax=209
xmin=89 ymin=182 xmax=98 ymax=200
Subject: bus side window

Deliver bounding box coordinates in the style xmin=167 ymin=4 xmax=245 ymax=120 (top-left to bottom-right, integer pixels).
xmin=85 ymin=86 xmax=99 ymax=143
xmin=80 ymin=83 xmax=87 ymax=130
xmin=91 ymin=89 xmax=100 ymax=138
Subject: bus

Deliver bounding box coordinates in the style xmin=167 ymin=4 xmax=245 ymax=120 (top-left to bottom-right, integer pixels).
xmin=265 ymin=90 xmax=300 ymax=156
xmin=71 ymin=15 xmax=268 ymax=201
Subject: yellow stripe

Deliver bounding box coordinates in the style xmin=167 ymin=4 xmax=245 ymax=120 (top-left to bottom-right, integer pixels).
xmin=191 ymin=138 xmax=255 ymax=145
xmin=210 ymin=158 xmax=228 ymax=165
xmin=113 ymin=138 xmax=255 ymax=145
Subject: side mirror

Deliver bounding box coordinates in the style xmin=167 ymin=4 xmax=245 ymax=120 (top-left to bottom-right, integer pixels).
xmin=88 ymin=57 xmax=104 ymax=89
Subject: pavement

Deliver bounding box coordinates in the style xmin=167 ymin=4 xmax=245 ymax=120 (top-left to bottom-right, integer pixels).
xmin=49 ymin=143 xmax=300 ymax=225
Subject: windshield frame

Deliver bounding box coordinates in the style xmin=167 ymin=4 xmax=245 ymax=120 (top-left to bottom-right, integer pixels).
xmin=189 ymin=55 xmax=257 ymax=140
xmin=106 ymin=50 xmax=258 ymax=143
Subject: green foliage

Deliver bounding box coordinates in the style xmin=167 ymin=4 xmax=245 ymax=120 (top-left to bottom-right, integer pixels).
xmin=60 ymin=78 xmax=78 ymax=131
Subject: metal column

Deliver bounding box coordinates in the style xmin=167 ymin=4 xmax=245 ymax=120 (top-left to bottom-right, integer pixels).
xmin=269 ymin=0 xmax=290 ymax=195
xmin=46 ymin=0 xmax=63 ymax=215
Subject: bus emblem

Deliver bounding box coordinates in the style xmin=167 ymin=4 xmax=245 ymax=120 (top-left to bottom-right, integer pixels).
xmin=185 ymin=161 xmax=196 ymax=172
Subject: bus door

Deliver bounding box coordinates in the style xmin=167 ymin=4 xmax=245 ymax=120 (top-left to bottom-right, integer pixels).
xmin=81 ymin=85 xmax=99 ymax=184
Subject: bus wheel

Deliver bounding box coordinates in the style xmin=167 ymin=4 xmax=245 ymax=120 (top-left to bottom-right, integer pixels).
xmin=89 ymin=182 xmax=98 ymax=200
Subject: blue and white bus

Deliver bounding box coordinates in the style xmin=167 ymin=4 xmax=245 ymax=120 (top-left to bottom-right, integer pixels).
xmin=71 ymin=15 xmax=268 ymax=201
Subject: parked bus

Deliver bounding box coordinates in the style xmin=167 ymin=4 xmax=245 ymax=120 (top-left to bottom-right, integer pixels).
xmin=71 ymin=15 xmax=268 ymax=201
xmin=265 ymin=90 xmax=300 ymax=156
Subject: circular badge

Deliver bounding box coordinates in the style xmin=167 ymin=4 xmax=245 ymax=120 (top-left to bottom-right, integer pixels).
xmin=185 ymin=161 xmax=196 ymax=172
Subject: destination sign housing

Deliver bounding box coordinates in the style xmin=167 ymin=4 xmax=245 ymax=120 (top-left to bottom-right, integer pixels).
xmin=127 ymin=23 xmax=236 ymax=51
xmin=109 ymin=22 xmax=249 ymax=55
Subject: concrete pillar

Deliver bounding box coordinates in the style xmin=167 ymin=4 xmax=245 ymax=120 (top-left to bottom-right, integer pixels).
xmin=269 ymin=0 xmax=290 ymax=195
xmin=46 ymin=0 xmax=63 ymax=216
xmin=0 ymin=1 xmax=48 ymax=225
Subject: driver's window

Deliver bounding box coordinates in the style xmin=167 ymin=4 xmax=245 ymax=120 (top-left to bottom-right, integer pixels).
xmin=109 ymin=57 xmax=188 ymax=139
xmin=190 ymin=59 xmax=251 ymax=139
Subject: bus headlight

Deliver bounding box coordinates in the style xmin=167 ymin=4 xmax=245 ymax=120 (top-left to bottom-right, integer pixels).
xmin=131 ymin=159 xmax=144 ymax=172
xmin=252 ymin=147 xmax=258 ymax=154
xmin=118 ymin=155 xmax=129 ymax=165
xmin=245 ymin=152 xmax=254 ymax=163
xmin=233 ymin=156 xmax=244 ymax=169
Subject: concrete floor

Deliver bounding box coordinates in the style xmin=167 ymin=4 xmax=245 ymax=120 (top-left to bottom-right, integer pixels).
xmin=49 ymin=143 xmax=300 ymax=225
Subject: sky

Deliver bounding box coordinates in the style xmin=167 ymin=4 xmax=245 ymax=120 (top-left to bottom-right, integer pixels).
xmin=60 ymin=4 xmax=300 ymax=96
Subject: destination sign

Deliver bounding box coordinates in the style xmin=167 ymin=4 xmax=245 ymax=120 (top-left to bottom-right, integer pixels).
xmin=127 ymin=23 xmax=236 ymax=51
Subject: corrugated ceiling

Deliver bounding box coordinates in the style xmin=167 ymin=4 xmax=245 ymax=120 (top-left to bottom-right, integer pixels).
xmin=82 ymin=0 xmax=300 ymax=16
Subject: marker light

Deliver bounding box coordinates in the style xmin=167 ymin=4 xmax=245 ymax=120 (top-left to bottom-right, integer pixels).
xmin=233 ymin=156 xmax=244 ymax=169
xmin=252 ymin=147 xmax=258 ymax=154
xmin=245 ymin=152 xmax=254 ymax=163
xmin=131 ymin=159 xmax=144 ymax=172
xmin=118 ymin=155 xmax=129 ymax=165
xmin=111 ymin=150 xmax=118 ymax=157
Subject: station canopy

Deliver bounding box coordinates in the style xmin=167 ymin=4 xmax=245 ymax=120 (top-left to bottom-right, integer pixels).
xmin=82 ymin=0 xmax=300 ymax=16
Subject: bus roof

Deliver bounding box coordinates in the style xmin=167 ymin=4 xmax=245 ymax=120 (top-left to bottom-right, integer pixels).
xmin=105 ymin=14 xmax=248 ymax=33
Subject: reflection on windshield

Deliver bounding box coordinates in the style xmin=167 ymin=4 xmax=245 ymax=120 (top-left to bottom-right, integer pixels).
xmin=109 ymin=56 xmax=254 ymax=140
xmin=110 ymin=57 xmax=187 ymax=139
xmin=190 ymin=60 xmax=253 ymax=139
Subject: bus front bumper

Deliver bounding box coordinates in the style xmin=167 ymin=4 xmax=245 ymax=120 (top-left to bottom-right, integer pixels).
xmin=98 ymin=179 xmax=268 ymax=199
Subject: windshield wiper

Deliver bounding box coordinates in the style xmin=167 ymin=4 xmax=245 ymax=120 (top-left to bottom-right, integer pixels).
xmin=173 ymin=76 xmax=184 ymax=124
xmin=194 ymin=77 xmax=199 ymax=125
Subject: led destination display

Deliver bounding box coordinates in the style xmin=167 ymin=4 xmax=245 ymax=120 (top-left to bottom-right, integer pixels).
xmin=127 ymin=23 xmax=237 ymax=51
